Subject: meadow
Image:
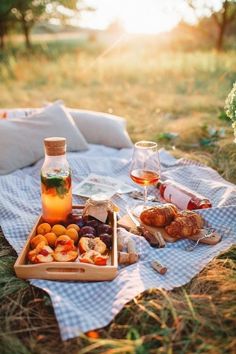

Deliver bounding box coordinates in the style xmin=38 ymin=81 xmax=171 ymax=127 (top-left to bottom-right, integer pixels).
xmin=0 ymin=34 xmax=236 ymax=353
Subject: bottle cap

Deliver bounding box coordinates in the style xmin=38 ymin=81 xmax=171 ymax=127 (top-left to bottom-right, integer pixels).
xmin=44 ymin=137 xmax=66 ymax=156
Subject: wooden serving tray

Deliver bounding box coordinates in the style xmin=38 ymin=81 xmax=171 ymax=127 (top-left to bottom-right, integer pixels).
xmin=14 ymin=206 xmax=118 ymax=282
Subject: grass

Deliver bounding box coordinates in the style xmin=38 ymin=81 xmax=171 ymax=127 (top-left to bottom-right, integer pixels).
xmin=1 ymin=35 xmax=236 ymax=182
xmin=0 ymin=34 xmax=236 ymax=353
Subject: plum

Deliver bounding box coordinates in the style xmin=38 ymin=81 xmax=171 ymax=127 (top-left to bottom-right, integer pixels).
xmin=97 ymin=224 xmax=112 ymax=236
xmin=79 ymin=226 xmax=96 ymax=237
xmin=82 ymin=233 xmax=96 ymax=239
xmin=75 ymin=216 xmax=86 ymax=228
xmin=85 ymin=219 xmax=101 ymax=230
xmin=99 ymin=233 xmax=112 ymax=249
xmin=66 ymin=213 xmax=85 ymax=228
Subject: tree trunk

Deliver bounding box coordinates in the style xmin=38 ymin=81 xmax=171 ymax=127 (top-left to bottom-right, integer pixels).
xmin=22 ymin=20 xmax=31 ymax=49
xmin=216 ymin=23 xmax=226 ymax=51
xmin=0 ymin=21 xmax=5 ymax=50
xmin=215 ymin=0 xmax=229 ymax=52
xmin=0 ymin=34 xmax=4 ymax=50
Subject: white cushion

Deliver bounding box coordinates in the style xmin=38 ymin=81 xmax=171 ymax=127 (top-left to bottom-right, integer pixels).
xmin=0 ymin=108 xmax=38 ymax=119
xmin=69 ymin=109 xmax=133 ymax=149
xmin=0 ymin=103 xmax=88 ymax=175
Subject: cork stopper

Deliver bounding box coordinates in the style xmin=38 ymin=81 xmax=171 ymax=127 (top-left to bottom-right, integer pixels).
xmin=44 ymin=137 xmax=66 ymax=156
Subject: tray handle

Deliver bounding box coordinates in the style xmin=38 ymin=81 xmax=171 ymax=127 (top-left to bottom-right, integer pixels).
xmin=45 ymin=266 xmax=86 ymax=274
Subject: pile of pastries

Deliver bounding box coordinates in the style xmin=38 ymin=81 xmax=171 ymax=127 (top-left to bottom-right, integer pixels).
xmin=140 ymin=203 xmax=204 ymax=239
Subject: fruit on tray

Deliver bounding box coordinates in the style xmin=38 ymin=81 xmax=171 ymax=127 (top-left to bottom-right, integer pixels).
xmin=53 ymin=250 xmax=78 ymax=262
xmin=66 ymin=212 xmax=85 ymax=228
xmin=85 ymin=219 xmax=101 ymax=230
xmin=65 ymin=228 xmax=79 ymax=244
xmin=30 ymin=234 xmax=48 ymax=249
xmin=97 ymin=224 xmax=113 ymax=236
xmin=37 ymin=222 xmax=51 ymax=235
xmin=51 ymin=224 xmax=67 ymax=236
xmin=79 ymin=237 xmax=107 ymax=254
xmin=99 ymin=233 xmax=112 ymax=249
xmin=81 ymin=233 xmax=96 ymax=239
xmin=28 ymin=241 xmax=54 ymax=263
xmin=79 ymin=250 xmax=108 ymax=265
xmin=55 ymin=235 xmax=76 ymax=252
xmin=27 ymin=216 xmax=113 ymax=265
xmin=67 ymin=224 xmax=80 ymax=232
xmin=53 ymin=235 xmax=78 ymax=262
xmin=44 ymin=232 xmax=57 ymax=247
xmin=79 ymin=226 xmax=96 ymax=237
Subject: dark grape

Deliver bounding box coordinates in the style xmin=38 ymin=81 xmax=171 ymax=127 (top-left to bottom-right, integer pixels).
xmin=99 ymin=233 xmax=112 ymax=249
xmin=79 ymin=226 xmax=96 ymax=237
xmin=97 ymin=224 xmax=112 ymax=236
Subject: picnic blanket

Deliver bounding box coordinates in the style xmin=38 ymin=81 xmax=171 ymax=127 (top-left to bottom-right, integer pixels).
xmin=0 ymin=144 xmax=236 ymax=340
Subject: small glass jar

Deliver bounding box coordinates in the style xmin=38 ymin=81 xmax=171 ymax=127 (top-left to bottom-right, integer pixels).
xmin=83 ymin=194 xmax=118 ymax=223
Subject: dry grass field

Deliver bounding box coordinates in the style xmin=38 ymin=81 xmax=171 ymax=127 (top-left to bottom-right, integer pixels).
xmin=0 ymin=35 xmax=236 ymax=354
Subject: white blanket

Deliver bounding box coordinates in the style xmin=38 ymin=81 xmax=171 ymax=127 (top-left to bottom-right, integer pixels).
xmin=0 ymin=144 xmax=236 ymax=340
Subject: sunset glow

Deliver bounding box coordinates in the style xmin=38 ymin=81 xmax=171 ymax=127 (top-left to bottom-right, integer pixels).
xmin=79 ymin=0 xmax=223 ymax=34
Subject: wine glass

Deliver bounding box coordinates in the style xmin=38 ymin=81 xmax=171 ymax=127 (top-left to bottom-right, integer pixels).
xmin=130 ymin=141 xmax=160 ymax=209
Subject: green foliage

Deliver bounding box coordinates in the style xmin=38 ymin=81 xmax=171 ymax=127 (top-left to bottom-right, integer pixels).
xmin=12 ymin=0 xmax=48 ymax=23
xmin=0 ymin=1 xmax=15 ymax=16
xmin=225 ymin=81 xmax=236 ymax=141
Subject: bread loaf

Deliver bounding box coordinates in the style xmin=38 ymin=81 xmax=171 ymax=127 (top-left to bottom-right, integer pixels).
xmin=140 ymin=204 xmax=178 ymax=227
xmin=165 ymin=210 xmax=204 ymax=238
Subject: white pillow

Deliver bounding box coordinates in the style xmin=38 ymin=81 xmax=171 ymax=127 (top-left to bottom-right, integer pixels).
xmin=0 ymin=103 xmax=88 ymax=175
xmin=69 ymin=109 xmax=133 ymax=149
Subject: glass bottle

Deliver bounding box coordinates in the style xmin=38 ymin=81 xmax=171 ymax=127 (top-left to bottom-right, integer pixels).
xmin=41 ymin=137 xmax=72 ymax=223
xmin=158 ymin=179 xmax=212 ymax=210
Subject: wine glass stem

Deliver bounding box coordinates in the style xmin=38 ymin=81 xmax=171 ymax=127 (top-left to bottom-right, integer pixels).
xmin=143 ymin=186 xmax=148 ymax=204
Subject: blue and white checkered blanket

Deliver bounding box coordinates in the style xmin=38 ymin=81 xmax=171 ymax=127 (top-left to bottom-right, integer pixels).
xmin=0 ymin=144 xmax=236 ymax=340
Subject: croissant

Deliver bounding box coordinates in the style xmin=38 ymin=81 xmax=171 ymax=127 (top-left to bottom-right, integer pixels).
xmin=140 ymin=204 xmax=178 ymax=227
xmin=165 ymin=210 xmax=204 ymax=238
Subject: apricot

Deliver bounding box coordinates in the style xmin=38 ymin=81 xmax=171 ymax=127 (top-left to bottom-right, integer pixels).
xmin=79 ymin=237 xmax=107 ymax=254
xmin=44 ymin=232 xmax=57 ymax=247
xmin=36 ymin=245 xmax=54 ymax=263
xmin=35 ymin=240 xmax=48 ymax=251
xmin=51 ymin=224 xmax=66 ymax=236
xmin=55 ymin=235 xmax=75 ymax=252
xmin=30 ymin=235 xmax=48 ymax=249
xmin=53 ymin=250 xmax=78 ymax=262
xmin=65 ymin=228 xmax=79 ymax=244
xmin=79 ymin=250 xmax=108 ymax=265
xmin=28 ymin=249 xmax=37 ymax=263
xmin=55 ymin=235 xmax=72 ymax=246
xmin=28 ymin=243 xmax=53 ymax=263
xmin=67 ymin=224 xmax=80 ymax=232
xmin=93 ymin=238 xmax=107 ymax=254
xmin=37 ymin=223 xmax=51 ymax=235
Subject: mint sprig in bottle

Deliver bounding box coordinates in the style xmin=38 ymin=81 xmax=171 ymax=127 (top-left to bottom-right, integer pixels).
xmin=41 ymin=137 xmax=72 ymax=223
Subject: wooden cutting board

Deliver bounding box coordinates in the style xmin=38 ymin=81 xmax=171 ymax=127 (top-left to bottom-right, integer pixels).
xmin=118 ymin=214 xmax=177 ymax=242
xmin=118 ymin=214 xmax=221 ymax=245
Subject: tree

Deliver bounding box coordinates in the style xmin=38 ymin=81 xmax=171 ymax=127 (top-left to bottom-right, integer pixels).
xmin=11 ymin=0 xmax=92 ymax=49
xmin=12 ymin=0 xmax=48 ymax=49
xmin=0 ymin=1 xmax=15 ymax=49
xmin=186 ymin=0 xmax=236 ymax=51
